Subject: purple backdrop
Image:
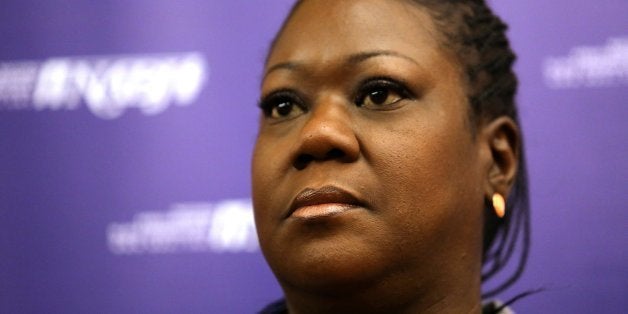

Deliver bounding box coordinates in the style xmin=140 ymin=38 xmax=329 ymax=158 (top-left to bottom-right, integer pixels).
xmin=0 ymin=0 xmax=626 ymax=313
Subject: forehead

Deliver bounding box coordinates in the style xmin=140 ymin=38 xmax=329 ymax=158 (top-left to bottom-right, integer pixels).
xmin=267 ymin=0 xmax=448 ymax=70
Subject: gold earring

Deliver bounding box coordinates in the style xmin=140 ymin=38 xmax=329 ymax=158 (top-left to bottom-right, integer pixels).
xmin=492 ymin=193 xmax=506 ymax=218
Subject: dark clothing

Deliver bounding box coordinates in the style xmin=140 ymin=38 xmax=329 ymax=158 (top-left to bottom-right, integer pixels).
xmin=259 ymin=299 xmax=514 ymax=314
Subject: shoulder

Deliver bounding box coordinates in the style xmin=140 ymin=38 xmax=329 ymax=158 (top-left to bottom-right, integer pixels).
xmin=483 ymin=299 xmax=516 ymax=314
xmin=261 ymin=299 xmax=514 ymax=314
xmin=259 ymin=299 xmax=287 ymax=314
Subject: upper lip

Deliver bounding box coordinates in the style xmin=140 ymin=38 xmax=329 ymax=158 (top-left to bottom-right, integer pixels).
xmin=286 ymin=185 xmax=364 ymax=218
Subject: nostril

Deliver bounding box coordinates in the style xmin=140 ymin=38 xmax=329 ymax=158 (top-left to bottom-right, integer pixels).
xmin=293 ymin=148 xmax=349 ymax=170
xmin=326 ymin=148 xmax=345 ymax=159
xmin=294 ymin=154 xmax=314 ymax=170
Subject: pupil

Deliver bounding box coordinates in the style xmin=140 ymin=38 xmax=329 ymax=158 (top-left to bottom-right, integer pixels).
xmin=276 ymin=102 xmax=292 ymax=116
xmin=370 ymin=89 xmax=388 ymax=104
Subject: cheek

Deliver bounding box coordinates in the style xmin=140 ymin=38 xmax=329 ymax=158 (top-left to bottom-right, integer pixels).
xmin=251 ymin=133 xmax=295 ymax=244
xmin=365 ymin=112 xmax=481 ymax=240
xmin=251 ymin=137 xmax=278 ymax=234
xmin=252 ymin=133 xmax=286 ymax=191
xmin=373 ymin=121 xmax=473 ymax=188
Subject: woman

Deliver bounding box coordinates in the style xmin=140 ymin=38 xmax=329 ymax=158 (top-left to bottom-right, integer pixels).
xmin=252 ymin=0 xmax=530 ymax=313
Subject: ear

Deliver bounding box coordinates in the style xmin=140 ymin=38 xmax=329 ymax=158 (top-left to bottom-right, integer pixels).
xmin=481 ymin=116 xmax=520 ymax=199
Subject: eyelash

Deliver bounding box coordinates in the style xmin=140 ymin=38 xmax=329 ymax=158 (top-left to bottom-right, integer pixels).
xmin=258 ymin=76 xmax=415 ymax=119
xmin=354 ymin=77 xmax=414 ymax=107
xmin=258 ymin=89 xmax=306 ymax=117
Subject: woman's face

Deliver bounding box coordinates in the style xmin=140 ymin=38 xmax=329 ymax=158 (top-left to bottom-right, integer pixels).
xmin=252 ymin=0 xmax=490 ymax=298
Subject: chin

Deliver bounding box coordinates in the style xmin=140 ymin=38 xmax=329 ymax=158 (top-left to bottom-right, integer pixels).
xmin=267 ymin=237 xmax=393 ymax=295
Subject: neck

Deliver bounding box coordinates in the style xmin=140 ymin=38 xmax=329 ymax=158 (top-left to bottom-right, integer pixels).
xmin=281 ymin=273 xmax=483 ymax=314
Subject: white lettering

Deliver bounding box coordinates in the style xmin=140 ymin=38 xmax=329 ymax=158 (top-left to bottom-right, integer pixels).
xmin=208 ymin=200 xmax=258 ymax=253
xmin=543 ymin=37 xmax=628 ymax=89
xmin=0 ymin=52 xmax=208 ymax=119
xmin=106 ymin=199 xmax=259 ymax=255
xmin=0 ymin=62 xmax=39 ymax=107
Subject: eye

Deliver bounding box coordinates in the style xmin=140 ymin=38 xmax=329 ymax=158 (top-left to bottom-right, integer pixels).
xmin=259 ymin=90 xmax=306 ymax=121
xmin=355 ymin=78 xmax=413 ymax=110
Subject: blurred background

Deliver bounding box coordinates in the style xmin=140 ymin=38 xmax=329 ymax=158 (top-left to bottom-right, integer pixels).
xmin=0 ymin=0 xmax=625 ymax=312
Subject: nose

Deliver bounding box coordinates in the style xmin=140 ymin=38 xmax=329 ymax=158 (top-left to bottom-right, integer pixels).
xmin=292 ymin=96 xmax=360 ymax=170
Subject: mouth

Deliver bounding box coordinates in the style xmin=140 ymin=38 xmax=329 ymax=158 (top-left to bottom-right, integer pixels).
xmin=287 ymin=185 xmax=365 ymax=219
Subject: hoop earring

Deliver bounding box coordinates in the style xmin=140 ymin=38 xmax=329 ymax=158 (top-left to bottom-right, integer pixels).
xmin=492 ymin=193 xmax=506 ymax=218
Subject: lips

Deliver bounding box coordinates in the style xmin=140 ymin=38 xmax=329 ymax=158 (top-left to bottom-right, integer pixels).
xmin=287 ymin=185 xmax=364 ymax=219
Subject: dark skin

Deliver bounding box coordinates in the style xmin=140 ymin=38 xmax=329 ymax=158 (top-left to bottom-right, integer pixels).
xmin=252 ymin=0 xmax=519 ymax=313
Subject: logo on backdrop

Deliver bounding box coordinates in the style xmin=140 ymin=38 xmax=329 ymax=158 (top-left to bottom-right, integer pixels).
xmin=0 ymin=52 xmax=207 ymax=119
xmin=543 ymin=36 xmax=628 ymax=89
xmin=106 ymin=199 xmax=258 ymax=255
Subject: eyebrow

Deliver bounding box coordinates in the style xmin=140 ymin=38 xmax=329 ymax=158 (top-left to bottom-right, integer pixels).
xmin=263 ymin=50 xmax=419 ymax=79
xmin=264 ymin=61 xmax=301 ymax=79
xmin=346 ymin=50 xmax=419 ymax=66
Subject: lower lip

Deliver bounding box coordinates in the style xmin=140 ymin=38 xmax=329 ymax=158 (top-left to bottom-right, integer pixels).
xmin=290 ymin=203 xmax=356 ymax=219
